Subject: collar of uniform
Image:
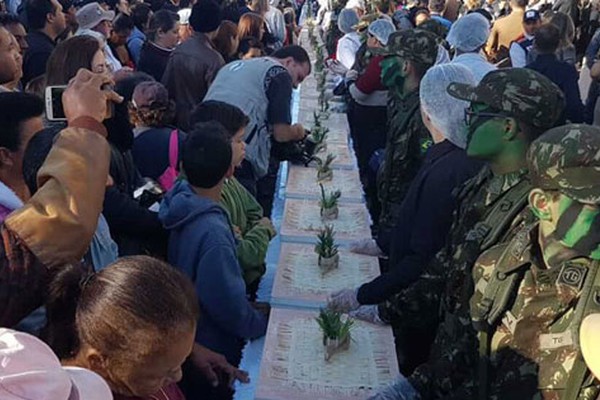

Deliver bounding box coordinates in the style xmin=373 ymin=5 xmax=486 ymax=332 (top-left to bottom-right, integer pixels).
xmin=396 ymin=88 xmax=419 ymax=110
xmin=484 ymin=167 xmax=529 ymax=205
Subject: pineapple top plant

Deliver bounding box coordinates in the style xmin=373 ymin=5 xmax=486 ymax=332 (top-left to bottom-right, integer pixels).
xmin=314 ymin=224 xmax=339 ymax=259
xmin=315 ymin=153 xmax=336 ymax=178
xmin=315 ymin=308 xmax=353 ymax=346
xmin=319 ymin=184 xmax=341 ymax=211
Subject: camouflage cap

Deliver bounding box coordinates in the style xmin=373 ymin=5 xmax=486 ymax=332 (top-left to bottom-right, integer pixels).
xmin=352 ymin=13 xmax=379 ymax=32
xmin=527 ymin=124 xmax=600 ymax=205
xmin=447 ymin=68 xmax=565 ymax=129
xmin=372 ymin=29 xmax=439 ymax=67
xmin=418 ymin=19 xmax=449 ymax=40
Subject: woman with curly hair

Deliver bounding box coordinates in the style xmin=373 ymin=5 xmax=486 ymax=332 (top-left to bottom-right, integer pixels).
xmin=130 ymin=81 xmax=185 ymax=191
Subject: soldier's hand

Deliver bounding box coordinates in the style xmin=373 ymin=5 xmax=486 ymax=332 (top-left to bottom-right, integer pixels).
xmin=349 ymin=305 xmax=387 ymax=326
xmin=327 ymin=288 xmax=360 ymax=313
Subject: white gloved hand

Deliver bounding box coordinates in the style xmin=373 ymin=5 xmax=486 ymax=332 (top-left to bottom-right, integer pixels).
xmin=349 ymin=238 xmax=384 ymax=257
xmin=344 ymin=69 xmax=359 ymax=81
xmin=349 ymin=305 xmax=387 ymax=326
xmin=327 ymin=288 xmax=360 ymax=313
xmin=367 ymin=373 xmax=420 ymax=400
xmin=327 ymin=59 xmax=349 ymax=75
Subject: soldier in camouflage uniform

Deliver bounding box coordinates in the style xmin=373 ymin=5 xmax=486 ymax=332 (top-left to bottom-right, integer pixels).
xmin=367 ymin=69 xmax=566 ymax=400
xmin=373 ymin=29 xmax=438 ymax=251
xmin=469 ymin=124 xmax=600 ymax=399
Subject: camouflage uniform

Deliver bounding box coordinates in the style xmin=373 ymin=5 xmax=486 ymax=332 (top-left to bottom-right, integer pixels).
xmin=379 ymin=69 xmax=566 ymax=398
xmin=374 ymin=30 xmax=438 ymax=244
xmin=470 ymin=125 xmax=600 ymax=400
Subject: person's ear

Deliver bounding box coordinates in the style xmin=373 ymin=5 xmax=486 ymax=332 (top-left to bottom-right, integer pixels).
xmin=84 ymin=348 xmax=109 ymax=376
xmin=529 ymin=188 xmax=553 ymax=221
xmin=0 ymin=148 xmax=14 ymax=169
xmin=502 ymin=117 xmax=518 ymax=141
xmin=401 ymin=59 xmax=411 ymax=77
xmin=225 ymin=164 xmax=235 ymax=178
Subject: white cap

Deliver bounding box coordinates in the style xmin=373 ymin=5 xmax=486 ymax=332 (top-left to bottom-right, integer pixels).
xmin=447 ymin=12 xmax=490 ymax=52
xmin=75 ymin=2 xmax=115 ymax=30
xmin=178 ymin=8 xmax=191 ymax=25
xmin=0 ymin=328 xmax=113 ymax=400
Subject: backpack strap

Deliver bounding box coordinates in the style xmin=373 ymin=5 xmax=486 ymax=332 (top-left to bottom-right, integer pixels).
xmin=168 ymin=129 xmax=179 ymax=170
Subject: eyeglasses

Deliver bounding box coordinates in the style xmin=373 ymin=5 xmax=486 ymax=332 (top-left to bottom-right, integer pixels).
xmin=464 ymin=107 xmax=507 ymax=127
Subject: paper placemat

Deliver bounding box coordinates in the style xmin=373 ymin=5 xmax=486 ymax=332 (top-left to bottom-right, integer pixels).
xmin=286 ymin=165 xmax=363 ymax=201
xmin=256 ymin=308 xmax=399 ymax=400
xmin=281 ymin=199 xmax=371 ymax=242
xmin=272 ymin=243 xmax=380 ymax=307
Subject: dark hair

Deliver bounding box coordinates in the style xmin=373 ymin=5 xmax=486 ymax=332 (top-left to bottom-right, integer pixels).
xmin=213 ymin=20 xmax=238 ymax=60
xmin=0 ymin=12 xmax=22 ymax=27
xmin=237 ymin=12 xmax=263 ymax=40
xmin=22 ymin=127 xmax=59 ymax=194
xmin=114 ymin=71 xmax=155 ymax=101
xmin=43 ymin=256 xmax=200 ymax=359
xmin=409 ymin=6 xmax=430 ymax=25
xmin=237 ymin=36 xmax=264 ymax=55
xmin=374 ymin=0 xmax=390 ymax=14
xmin=45 ymin=36 xmax=101 ymax=86
xmin=113 ymin=12 xmax=134 ymax=34
xmin=272 ymin=45 xmax=310 ymax=66
xmin=131 ymin=3 xmax=152 ymax=31
xmin=105 ymin=0 xmax=127 ymax=10
xmin=189 ymin=100 xmax=249 ymax=138
xmin=409 ymin=60 xmax=430 ymax=80
xmin=0 ymin=92 xmax=44 ymax=152
xmin=183 ymin=122 xmax=232 ymax=188
xmin=429 ymin=0 xmax=445 ymax=12
xmin=511 ymin=0 xmax=528 ymax=8
xmin=26 ymin=0 xmax=58 ymax=30
xmin=534 ymin=23 xmax=559 ymax=54
xmin=146 ymin=9 xmax=179 ymax=41
xmin=468 ymin=8 xmax=493 ymax=22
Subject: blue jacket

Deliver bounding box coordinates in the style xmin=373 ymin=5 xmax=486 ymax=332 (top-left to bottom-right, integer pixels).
xmin=127 ymin=27 xmax=146 ymax=65
xmin=527 ymin=53 xmax=585 ymax=124
xmin=159 ymin=181 xmax=268 ymax=363
xmin=360 ymin=140 xmax=483 ymax=304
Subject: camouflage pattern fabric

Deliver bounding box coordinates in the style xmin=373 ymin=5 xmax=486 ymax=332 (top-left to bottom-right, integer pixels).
xmin=527 ymin=124 xmax=600 ymax=205
xmin=376 ymin=89 xmax=432 ymax=236
xmin=353 ymin=12 xmax=380 ymax=32
xmin=372 ymin=29 xmax=440 ymax=66
xmin=418 ymin=19 xmax=450 ymax=41
xmin=470 ymin=224 xmax=600 ymax=399
xmin=447 ymin=68 xmax=566 ymax=129
xmin=391 ymin=166 xmax=534 ymax=399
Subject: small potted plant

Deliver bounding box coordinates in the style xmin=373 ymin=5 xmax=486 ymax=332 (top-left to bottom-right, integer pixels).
xmin=314 ymin=224 xmax=339 ymax=274
xmin=315 ymin=45 xmax=325 ymax=73
xmin=319 ymin=184 xmax=341 ymax=220
xmin=310 ymin=125 xmax=329 ymax=154
xmin=315 ymin=308 xmax=353 ymax=361
xmin=315 ymin=153 xmax=336 ymax=182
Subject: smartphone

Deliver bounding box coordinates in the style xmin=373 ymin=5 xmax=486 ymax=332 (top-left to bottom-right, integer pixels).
xmin=45 ymin=85 xmax=67 ymax=121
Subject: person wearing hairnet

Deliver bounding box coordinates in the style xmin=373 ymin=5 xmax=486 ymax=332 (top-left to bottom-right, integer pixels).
xmin=328 ymin=64 xmax=483 ymax=333
xmin=336 ymin=8 xmax=361 ymax=70
xmin=447 ymin=12 xmax=496 ymax=82
xmin=346 ymin=18 xmax=396 ymax=222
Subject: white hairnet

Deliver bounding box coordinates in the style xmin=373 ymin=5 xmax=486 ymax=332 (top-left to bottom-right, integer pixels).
xmin=367 ymin=19 xmax=396 ymax=45
xmin=338 ymin=8 xmax=359 ymax=34
xmin=345 ymin=0 xmax=365 ymax=11
xmin=446 ymin=13 xmax=490 ymax=52
xmin=419 ymin=63 xmax=476 ymax=149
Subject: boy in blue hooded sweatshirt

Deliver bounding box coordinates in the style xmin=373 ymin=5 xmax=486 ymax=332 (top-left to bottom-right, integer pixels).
xmin=159 ymin=122 xmax=269 ymax=366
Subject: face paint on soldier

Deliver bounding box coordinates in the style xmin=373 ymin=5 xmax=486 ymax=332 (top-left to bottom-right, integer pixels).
xmin=465 ymin=103 xmax=518 ymax=159
xmin=380 ymin=56 xmax=406 ymax=91
xmin=530 ymin=190 xmax=600 ymax=261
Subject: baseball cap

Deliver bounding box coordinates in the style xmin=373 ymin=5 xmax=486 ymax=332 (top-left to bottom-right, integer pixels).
xmin=527 ymin=124 xmax=600 ymax=205
xmin=0 ymin=328 xmax=113 ymax=400
xmin=372 ymin=29 xmax=439 ymax=67
xmin=524 ymin=9 xmax=541 ymax=22
xmin=132 ymin=81 xmax=170 ymax=109
xmin=76 ymin=2 xmax=115 ymax=30
xmin=447 ymin=68 xmax=565 ymax=129
xmin=581 ymin=314 xmax=600 ymax=379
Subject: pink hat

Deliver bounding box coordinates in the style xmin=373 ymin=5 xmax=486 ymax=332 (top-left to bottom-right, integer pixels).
xmin=0 ymin=328 xmax=113 ymax=400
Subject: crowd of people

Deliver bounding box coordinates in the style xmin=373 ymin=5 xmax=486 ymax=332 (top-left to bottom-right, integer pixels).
xmin=0 ymin=0 xmax=599 ymax=397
